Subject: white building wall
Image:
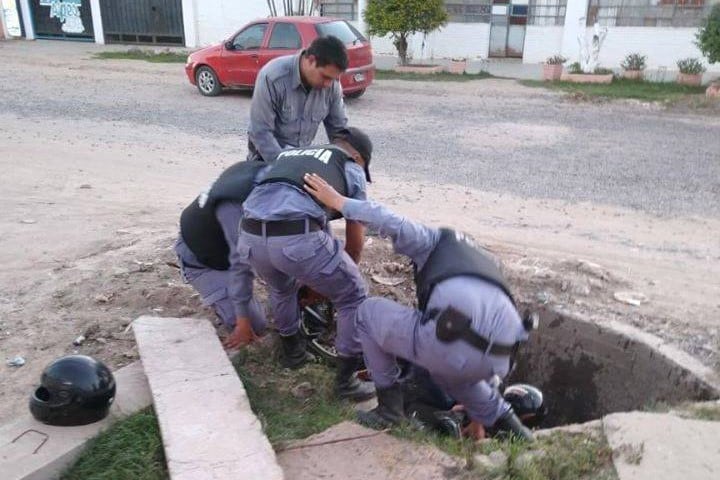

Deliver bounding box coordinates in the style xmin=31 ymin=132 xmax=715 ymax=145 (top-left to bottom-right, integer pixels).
xmin=184 ymin=0 xmax=269 ymax=48
xmin=559 ymin=0 xmax=589 ymax=61
xmin=369 ymin=23 xmax=491 ymax=61
xmin=592 ymin=27 xmax=720 ymax=73
xmin=89 ymin=0 xmax=104 ymax=44
xmin=18 ymin=0 xmax=33 ymax=39
xmin=522 ymin=26 xmax=563 ymax=63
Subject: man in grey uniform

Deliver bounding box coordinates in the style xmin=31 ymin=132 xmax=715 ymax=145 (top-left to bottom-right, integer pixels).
xmin=175 ymin=161 xmax=271 ymax=349
xmin=303 ymin=174 xmax=535 ymax=441
xmin=247 ymin=35 xmax=348 ymax=162
xmin=238 ymin=127 xmax=375 ymax=402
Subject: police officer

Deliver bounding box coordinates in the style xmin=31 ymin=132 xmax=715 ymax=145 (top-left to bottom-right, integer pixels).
xmin=175 ymin=160 xmax=270 ymax=349
xmin=247 ymin=35 xmax=348 ymax=162
xmin=303 ymin=174 xmax=534 ymax=440
xmin=238 ymin=127 xmax=375 ymax=402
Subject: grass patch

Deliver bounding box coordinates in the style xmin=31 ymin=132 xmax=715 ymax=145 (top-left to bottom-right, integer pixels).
xmin=61 ymin=409 xmax=167 ymax=480
xmin=688 ymin=404 xmax=720 ymax=421
xmin=376 ymin=69 xmax=493 ymax=82
xmin=93 ymin=49 xmax=188 ymax=63
xmin=233 ymin=338 xmax=354 ymax=444
xmin=62 ymin=337 xmax=350 ymax=479
xmin=61 ymin=339 xmax=619 ymax=480
xmin=396 ymin=421 xmax=616 ymax=480
xmin=521 ymin=78 xmax=706 ymax=102
xmin=473 ymin=431 xmax=616 ymax=480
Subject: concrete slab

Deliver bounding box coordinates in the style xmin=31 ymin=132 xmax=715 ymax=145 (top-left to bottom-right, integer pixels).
xmin=277 ymin=421 xmax=462 ymax=480
xmin=0 ymin=361 xmax=152 ymax=480
xmin=132 ymin=316 xmax=283 ymax=480
xmin=604 ymin=412 xmax=720 ymax=480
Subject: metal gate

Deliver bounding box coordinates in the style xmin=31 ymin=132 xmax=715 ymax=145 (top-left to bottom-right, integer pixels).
xmin=29 ymin=0 xmax=94 ymax=41
xmin=489 ymin=1 xmax=528 ymax=58
xmin=100 ymin=0 xmax=184 ymax=45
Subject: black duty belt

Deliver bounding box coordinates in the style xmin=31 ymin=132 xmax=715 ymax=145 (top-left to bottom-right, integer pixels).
xmin=241 ymin=218 xmax=323 ymax=237
xmin=427 ymin=306 xmax=519 ymax=356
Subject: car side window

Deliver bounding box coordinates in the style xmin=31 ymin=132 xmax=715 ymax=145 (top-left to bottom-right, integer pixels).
xmin=268 ymin=22 xmax=302 ymax=49
xmin=233 ymin=23 xmax=268 ymax=50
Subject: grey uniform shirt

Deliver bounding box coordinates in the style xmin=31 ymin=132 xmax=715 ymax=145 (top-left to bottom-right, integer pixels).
xmin=248 ymin=53 xmax=348 ymax=162
xmin=341 ymin=198 xmax=528 ymax=424
xmin=243 ymin=161 xmax=367 ymax=223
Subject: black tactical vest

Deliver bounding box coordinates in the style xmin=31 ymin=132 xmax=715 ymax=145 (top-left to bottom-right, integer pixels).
xmin=260 ymin=145 xmax=350 ymax=219
xmin=414 ymin=228 xmax=516 ymax=311
xmin=179 ymin=161 xmax=266 ymax=270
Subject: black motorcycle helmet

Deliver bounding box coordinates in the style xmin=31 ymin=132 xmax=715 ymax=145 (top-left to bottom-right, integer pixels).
xmin=503 ymin=383 xmax=547 ymax=428
xmin=29 ymin=355 xmax=116 ymax=426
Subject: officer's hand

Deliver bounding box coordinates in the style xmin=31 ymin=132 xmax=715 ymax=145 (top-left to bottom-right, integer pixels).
xmin=461 ymin=420 xmax=486 ymax=441
xmin=222 ymin=317 xmax=256 ymax=349
xmin=303 ymin=173 xmax=346 ymax=211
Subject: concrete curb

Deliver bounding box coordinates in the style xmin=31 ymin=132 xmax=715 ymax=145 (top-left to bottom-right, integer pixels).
xmin=133 ymin=316 xmax=284 ymax=480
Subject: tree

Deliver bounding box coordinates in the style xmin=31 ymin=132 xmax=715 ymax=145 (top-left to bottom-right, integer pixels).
xmin=696 ymin=4 xmax=720 ymax=65
xmin=363 ymin=0 xmax=448 ymax=66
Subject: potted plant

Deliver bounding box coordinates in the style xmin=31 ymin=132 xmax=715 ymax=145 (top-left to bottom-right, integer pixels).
xmin=676 ymin=58 xmax=706 ymax=86
xmin=543 ymin=55 xmax=566 ymax=81
xmin=621 ymin=53 xmax=647 ymax=80
xmin=449 ymin=57 xmax=467 ymax=74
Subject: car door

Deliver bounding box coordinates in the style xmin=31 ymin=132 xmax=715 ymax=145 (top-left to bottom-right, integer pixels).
xmin=221 ymin=22 xmax=269 ymax=86
xmin=257 ymin=21 xmax=304 ymax=73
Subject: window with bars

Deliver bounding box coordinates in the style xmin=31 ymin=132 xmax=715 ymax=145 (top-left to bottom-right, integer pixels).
xmin=586 ymin=0 xmax=718 ymax=27
xmin=528 ymin=0 xmax=568 ymax=25
xmin=445 ymin=0 xmax=492 ymax=23
xmin=319 ymin=0 xmax=358 ymax=21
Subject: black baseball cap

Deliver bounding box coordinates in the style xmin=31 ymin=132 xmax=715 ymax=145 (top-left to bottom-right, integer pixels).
xmin=338 ymin=127 xmax=373 ymax=183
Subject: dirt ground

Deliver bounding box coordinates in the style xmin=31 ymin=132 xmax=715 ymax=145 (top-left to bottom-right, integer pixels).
xmin=1 ymin=40 xmax=719 ymax=426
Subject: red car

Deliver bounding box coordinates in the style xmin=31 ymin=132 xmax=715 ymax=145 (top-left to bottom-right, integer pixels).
xmin=185 ymin=16 xmax=374 ymax=98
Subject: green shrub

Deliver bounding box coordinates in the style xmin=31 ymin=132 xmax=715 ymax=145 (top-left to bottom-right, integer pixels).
xmin=364 ymin=0 xmax=448 ymax=65
xmin=567 ymin=62 xmax=582 ymax=74
xmin=696 ymin=4 xmax=720 ymax=64
xmin=677 ymin=57 xmax=706 ymax=74
xmin=546 ymin=55 xmax=567 ymax=65
xmin=621 ymin=53 xmax=647 ymax=71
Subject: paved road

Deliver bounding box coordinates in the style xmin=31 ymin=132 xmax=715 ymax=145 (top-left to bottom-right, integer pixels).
xmin=1 ymin=40 xmax=718 ymax=218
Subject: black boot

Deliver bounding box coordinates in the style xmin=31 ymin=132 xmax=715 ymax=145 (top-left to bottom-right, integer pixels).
xmin=493 ymin=409 xmax=535 ymax=442
xmin=279 ymin=332 xmax=314 ymax=369
xmin=357 ymin=384 xmax=405 ymax=429
xmin=335 ymin=356 xmax=376 ymax=401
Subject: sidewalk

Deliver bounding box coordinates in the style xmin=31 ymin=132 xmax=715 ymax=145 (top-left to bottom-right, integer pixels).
xmin=373 ymin=54 xmax=543 ymax=80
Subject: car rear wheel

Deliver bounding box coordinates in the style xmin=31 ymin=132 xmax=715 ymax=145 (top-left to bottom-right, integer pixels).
xmin=345 ymin=88 xmax=365 ymax=99
xmin=196 ymin=66 xmax=221 ymax=96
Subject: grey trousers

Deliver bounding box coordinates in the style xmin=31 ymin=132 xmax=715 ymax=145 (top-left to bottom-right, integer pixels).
xmin=237 ymin=228 xmax=367 ymax=356
xmin=174 ymin=237 xmax=267 ymax=334
xmin=356 ymin=297 xmax=511 ymax=426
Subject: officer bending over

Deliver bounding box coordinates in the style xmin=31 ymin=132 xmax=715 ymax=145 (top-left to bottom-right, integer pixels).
xmin=175 ymin=161 xmax=270 ymax=349
xmin=237 ymin=127 xmax=375 ymax=402
xmin=303 ymin=174 xmax=535 ymax=440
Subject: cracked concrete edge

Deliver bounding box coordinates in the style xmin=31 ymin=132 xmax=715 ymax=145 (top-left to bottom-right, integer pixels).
xmin=545 ymin=303 xmax=720 ymax=394
xmin=0 ymin=360 xmax=152 ymax=480
xmin=132 ymin=316 xmax=284 ymax=480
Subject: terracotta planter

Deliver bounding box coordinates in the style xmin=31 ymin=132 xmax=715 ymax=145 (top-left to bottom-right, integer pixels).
xmin=622 ymin=69 xmax=644 ymax=80
xmin=543 ymin=63 xmax=564 ymax=81
xmin=677 ymin=72 xmax=702 ymax=86
xmin=448 ymin=59 xmax=467 ymax=75
xmin=706 ymin=82 xmax=720 ymax=98
xmin=393 ymin=64 xmax=445 ymax=74
xmin=561 ymin=73 xmax=613 ymax=84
